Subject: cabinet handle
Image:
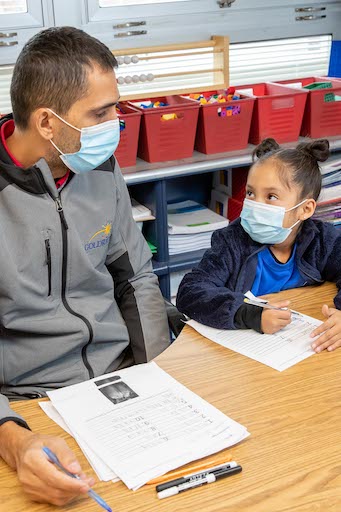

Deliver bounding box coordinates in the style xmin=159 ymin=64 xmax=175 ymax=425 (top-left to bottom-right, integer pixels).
xmin=114 ymin=30 xmax=147 ymax=38
xmin=296 ymin=15 xmax=326 ymax=21
xmin=0 ymin=32 xmax=17 ymax=38
xmin=0 ymin=41 xmax=18 ymax=47
xmin=217 ymin=0 xmax=236 ymax=7
xmin=113 ymin=21 xmax=146 ymax=29
xmin=295 ymin=7 xmax=326 ymax=12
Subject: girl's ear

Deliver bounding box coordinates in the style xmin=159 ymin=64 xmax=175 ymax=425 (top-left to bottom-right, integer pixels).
xmin=299 ymin=198 xmax=316 ymax=221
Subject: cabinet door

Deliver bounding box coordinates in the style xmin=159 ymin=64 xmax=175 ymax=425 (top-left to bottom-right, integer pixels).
xmin=0 ymin=0 xmax=54 ymax=65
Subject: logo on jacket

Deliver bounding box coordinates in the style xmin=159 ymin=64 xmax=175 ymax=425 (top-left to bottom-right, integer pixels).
xmin=84 ymin=222 xmax=112 ymax=251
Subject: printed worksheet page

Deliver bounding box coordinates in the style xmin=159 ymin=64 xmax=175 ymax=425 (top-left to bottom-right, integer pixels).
xmin=187 ymin=313 xmax=322 ymax=372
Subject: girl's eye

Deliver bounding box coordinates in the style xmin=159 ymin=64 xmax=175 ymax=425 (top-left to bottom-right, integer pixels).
xmin=268 ymin=194 xmax=278 ymax=200
xmin=246 ymin=190 xmax=254 ymax=198
xmin=96 ymin=111 xmax=107 ymax=119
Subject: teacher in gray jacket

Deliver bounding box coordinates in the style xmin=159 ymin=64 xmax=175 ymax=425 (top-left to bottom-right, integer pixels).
xmin=0 ymin=26 xmax=169 ymax=506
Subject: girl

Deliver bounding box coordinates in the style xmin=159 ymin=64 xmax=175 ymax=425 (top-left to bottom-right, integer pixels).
xmin=176 ymin=138 xmax=341 ymax=352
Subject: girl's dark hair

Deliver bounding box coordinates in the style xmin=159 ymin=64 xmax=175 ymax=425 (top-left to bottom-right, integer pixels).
xmin=252 ymin=137 xmax=330 ymax=200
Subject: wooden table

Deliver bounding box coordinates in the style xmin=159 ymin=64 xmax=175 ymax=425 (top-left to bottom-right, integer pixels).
xmin=1 ymin=283 xmax=341 ymax=512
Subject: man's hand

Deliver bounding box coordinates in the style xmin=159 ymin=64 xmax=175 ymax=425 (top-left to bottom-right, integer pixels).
xmin=0 ymin=421 xmax=95 ymax=506
xmin=261 ymin=300 xmax=292 ymax=334
xmin=310 ymin=304 xmax=341 ymax=353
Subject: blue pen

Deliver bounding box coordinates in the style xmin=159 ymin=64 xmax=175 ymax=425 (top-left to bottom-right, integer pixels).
xmin=42 ymin=446 xmax=112 ymax=512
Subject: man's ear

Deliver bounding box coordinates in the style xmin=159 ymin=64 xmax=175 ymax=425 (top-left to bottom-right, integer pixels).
xmin=299 ymin=198 xmax=316 ymax=221
xmin=31 ymin=108 xmax=56 ymax=141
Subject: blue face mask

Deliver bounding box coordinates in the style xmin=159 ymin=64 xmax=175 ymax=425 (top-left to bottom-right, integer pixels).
xmin=240 ymin=198 xmax=307 ymax=245
xmin=49 ymin=109 xmax=120 ymax=174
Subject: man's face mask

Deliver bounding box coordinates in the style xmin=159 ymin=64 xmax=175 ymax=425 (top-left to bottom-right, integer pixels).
xmin=48 ymin=109 xmax=120 ymax=174
xmin=240 ymin=198 xmax=307 ymax=245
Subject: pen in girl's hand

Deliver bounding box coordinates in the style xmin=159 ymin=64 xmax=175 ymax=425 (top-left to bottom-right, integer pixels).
xmin=42 ymin=446 xmax=112 ymax=512
xmin=244 ymin=298 xmax=303 ymax=317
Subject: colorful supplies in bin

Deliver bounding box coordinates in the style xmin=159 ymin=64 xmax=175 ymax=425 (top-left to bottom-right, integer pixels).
xmin=129 ymin=96 xmax=199 ymax=163
xmin=184 ymin=88 xmax=255 ymax=154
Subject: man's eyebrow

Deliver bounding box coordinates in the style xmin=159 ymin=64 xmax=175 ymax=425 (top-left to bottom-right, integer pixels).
xmin=88 ymin=99 xmax=120 ymax=114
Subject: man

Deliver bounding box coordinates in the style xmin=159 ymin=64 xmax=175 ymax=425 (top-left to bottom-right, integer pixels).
xmin=0 ymin=27 xmax=169 ymax=506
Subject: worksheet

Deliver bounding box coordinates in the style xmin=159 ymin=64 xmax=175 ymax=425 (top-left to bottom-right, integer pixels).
xmin=47 ymin=362 xmax=249 ymax=490
xmin=187 ymin=313 xmax=322 ymax=372
xmin=39 ymin=401 xmax=119 ymax=482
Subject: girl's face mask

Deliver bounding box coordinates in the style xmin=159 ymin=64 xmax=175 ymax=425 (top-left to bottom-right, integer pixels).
xmin=48 ymin=109 xmax=120 ymax=174
xmin=240 ymin=198 xmax=307 ymax=245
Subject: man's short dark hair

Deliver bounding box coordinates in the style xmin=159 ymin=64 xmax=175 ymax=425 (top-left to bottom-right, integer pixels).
xmin=11 ymin=27 xmax=118 ymax=129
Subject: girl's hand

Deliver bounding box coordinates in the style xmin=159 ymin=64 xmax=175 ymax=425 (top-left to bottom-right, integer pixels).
xmin=261 ymin=300 xmax=292 ymax=334
xmin=310 ymin=305 xmax=341 ymax=353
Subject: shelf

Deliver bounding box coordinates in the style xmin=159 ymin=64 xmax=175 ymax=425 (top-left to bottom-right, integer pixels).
xmin=152 ymin=260 xmax=168 ymax=276
xmin=123 ymin=136 xmax=341 ymax=185
xmin=168 ymin=249 xmax=207 ymax=272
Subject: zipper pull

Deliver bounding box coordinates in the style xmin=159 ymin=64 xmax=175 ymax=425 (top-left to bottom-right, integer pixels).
xmin=55 ymin=196 xmax=68 ymax=230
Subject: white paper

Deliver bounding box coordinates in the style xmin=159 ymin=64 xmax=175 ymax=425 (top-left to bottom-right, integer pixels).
xmin=187 ymin=313 xmax=322 ymax=372
xmin=39 ymin=401 xmax=119 ymax=482
xmin=131 ymin=198 xmax=153 ymax=221
xmin=47 ymin=362 xmax=249 ymax=490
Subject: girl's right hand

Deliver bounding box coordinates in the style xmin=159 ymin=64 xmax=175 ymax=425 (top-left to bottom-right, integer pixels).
xmin=261 ymin=300 xmax=292 ymax=334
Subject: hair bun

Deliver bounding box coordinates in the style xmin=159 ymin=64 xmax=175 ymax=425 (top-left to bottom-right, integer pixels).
xmin=296 ymin=139 xmax=330 ymax=163
xmin=253 ymin=138 xmax=280 ymax=160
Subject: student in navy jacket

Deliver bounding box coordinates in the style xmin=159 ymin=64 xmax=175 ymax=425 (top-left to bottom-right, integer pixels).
xmin=177 ymin=138 xmax=341 ymax=353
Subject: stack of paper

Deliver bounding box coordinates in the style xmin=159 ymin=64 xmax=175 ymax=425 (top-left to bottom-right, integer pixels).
xmin=131 ymin=198 xmax=154 ymax=222
xmin=167 ymin=200 xmax=229 ymax=255
xmin=314 ymin=156 xmax=341 ymax=227
xmin=40 ymin=362 xmax=249 ymax=490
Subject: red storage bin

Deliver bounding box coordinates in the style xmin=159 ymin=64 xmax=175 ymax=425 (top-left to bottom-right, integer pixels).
xmin=276 ymin=77 xmax=341 ymax=138
xmin=128 ymin=96 xmax=199 ymax=163
xmin=236 ymin=83 xmax=308 ymax=144
xmin=185 ymin=91 xmax=255 ymax=154
xmin=228 ymin=197 xmax=243 ymax=221
xmin=114 ymin=103 xmax=141 ymax=168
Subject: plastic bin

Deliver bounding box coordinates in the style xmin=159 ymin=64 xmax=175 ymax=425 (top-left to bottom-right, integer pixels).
xmin=114 ymin=103 xmax=142 ymax=168
xmin=235 ymin=83 xmax=308 ymax=144
xmin=276 ymin=77 xmax=341 ymax=138
xmin=128 ymin=96 xmax=199 ymax=163
xmin=184 ymin=90 xmax=255 ymax=154
xmin=228 ymin=197 xmax=243 ymax=221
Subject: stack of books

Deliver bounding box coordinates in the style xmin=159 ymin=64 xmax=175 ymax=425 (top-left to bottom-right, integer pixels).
xmin=167 ymin=200 xmax=229 ymax=255
xmin=314 ymin=156 xmax=341 ymax=228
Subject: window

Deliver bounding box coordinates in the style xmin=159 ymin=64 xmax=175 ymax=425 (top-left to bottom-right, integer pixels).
xmin=230 ymin=35 xmax=332 ymax=85
xmin=0 ymin=0 xmax=27 ymax=14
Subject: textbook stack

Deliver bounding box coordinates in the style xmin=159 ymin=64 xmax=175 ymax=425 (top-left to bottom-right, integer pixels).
xmin=167 ymin=200 xmax=229 ymax=255
xmin=313 ymin=155 xmax=341 ymax=228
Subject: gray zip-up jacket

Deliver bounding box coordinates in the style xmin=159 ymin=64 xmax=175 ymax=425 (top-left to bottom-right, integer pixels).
xmin=0 ymin=115 xmax=169 ymax=429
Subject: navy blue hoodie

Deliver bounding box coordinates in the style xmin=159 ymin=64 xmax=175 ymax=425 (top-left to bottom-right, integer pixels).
xmin=176 ymin=218 xmax=341 ymax=330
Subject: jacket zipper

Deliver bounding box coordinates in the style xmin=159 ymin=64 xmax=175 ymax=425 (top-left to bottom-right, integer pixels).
xmin=44 ymin=238 xmax=52 ymax=296
xmin=36 ymin=171 xmax=95 ymax=379
xmin=55 ymin=196 xmax=95 ymax=379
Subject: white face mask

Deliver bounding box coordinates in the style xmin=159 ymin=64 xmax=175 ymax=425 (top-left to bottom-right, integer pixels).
xmin=48 ymin=109 xmax=120 ymax=174
xmin=240 ymin=198 xmax=307 ymax=244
